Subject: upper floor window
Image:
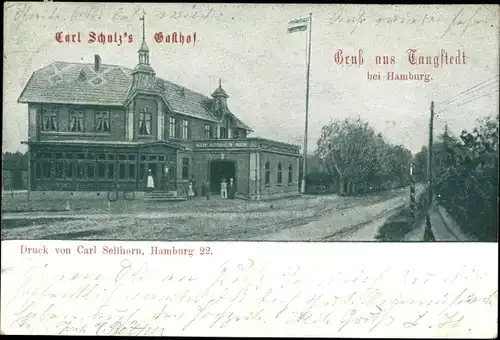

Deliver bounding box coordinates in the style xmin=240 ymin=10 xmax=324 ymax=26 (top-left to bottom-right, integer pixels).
xmin=204 ymin=124 xmax=212 ymax=139
xmin=265 ymin=161 xmax=270 ymax=186
xmin=95 ymin=111 xmax=110 ymax=133
xmin=181 ymin=119 xmax=190 ymax=139
xmin=169 ymin=116 xmax=176 ymax=138
xmin=233 ymin=129 xmax=239 ymax=139
xmin=41 ymin=106 xmax=58 ymax=131
xmin=220 ymin=126 xmax=227 ymax=139
xmin=69 ymin=110 xmax=84 ymax=132
xmin=139 ymin=108 xmax=152 ymax=135
xmin=277 ymin=163 xmax=283 ymax=185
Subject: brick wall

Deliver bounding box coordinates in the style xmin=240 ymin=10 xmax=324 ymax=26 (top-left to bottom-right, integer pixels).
xmin=259 ymin=151 xmax=300 ymax=198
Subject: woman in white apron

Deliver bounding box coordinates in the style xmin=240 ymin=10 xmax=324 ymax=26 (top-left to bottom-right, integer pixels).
xmin=146 ymin=169 xmax=155 ymax=192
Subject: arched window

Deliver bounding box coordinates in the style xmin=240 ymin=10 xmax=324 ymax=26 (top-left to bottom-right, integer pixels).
xmin=265 ymin=161 xmax=270 ymax=186
xmin=277 ymin=163 xmax=283 ymax=185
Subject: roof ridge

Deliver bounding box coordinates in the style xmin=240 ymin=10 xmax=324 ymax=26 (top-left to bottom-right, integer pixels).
xmin=54 ymin=61 xmax=131 ymax=69
xmin=51 ymin=61 xmax=214 ymax=100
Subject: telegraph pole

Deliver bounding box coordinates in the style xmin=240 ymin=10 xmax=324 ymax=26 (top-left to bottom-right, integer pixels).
xmin=424 ymin=101 xmax=436 ymax=241
xmin=409 ymin=163 xmax=416 ymax=221
xmin=300 ymin=13 xmax=312 ymax=195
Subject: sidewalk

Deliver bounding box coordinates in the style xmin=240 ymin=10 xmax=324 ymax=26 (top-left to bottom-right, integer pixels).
xmin=405 ymin=203 xmax=475 ymax=241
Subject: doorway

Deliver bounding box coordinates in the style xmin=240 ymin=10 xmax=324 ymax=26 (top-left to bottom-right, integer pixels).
xmin=209 ymin=160 xmax=236 ymax=193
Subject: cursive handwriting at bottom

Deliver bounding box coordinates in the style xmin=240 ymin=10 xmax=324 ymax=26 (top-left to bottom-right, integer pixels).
xmin=2 ymin=259 xmax=497 ymax=336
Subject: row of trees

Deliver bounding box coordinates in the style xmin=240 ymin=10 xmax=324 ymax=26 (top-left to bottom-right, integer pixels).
xmin=311 ymin=118 xmax=413 ymax=195
xmin=412 ymin=114 xmax=498 ymax=241
xmin=2 ymin=151 xmax=28 ymax=170
xmin=2 ymin=151 xmax=29 ymax=190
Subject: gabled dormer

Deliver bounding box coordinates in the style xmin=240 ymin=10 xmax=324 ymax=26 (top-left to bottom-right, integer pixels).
xmin=209 ymin=80 xmax=252 ymax=139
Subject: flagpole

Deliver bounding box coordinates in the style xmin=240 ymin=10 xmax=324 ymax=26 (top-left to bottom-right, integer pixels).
xmin=301 ymin=13 xmax=312 ymax=194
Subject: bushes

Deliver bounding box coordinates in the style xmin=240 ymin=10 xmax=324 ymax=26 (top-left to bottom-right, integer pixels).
xmin=305 ymin=172 xmax=337 ymax=194
xmin=435 ymin=167 xmax=498 ymax=241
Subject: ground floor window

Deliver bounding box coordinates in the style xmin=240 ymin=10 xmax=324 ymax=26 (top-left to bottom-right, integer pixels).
xmin=182 ymin=158 xmax=190 ymax=180
xmin=277 ymin=163 xmax=283 ymax=185
xmin=265 ymin=161 xmax=270 ymax=186
xmin=30 ymin=150 xmax=139 ymax=185
xmin=97 ymin=161 xmax=106 ymax=178
xmin=42 ymin=161 xmax=52 ymax=179
xmin=30 ymin=149 xmax=177 ymax=191
xmin=288 ymin=164 xmax=293 ymax=184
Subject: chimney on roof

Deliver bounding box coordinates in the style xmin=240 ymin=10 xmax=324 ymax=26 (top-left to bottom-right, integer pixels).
xmin=94 ymin=55 xmax=101 ymax=72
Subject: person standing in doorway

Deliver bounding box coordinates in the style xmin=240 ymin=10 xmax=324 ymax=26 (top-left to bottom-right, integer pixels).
xmin=229 ymin=178 xmax=236 ymax=199
xmin=220 ymin=178 xmax=227 ymax=199
xmin=146 ymin=169 xmax=155 ymax=192
xmin=187 ymin=179 xmax=195 ymax=200
xmin=191 ymin=176 xmax=197 ymax=197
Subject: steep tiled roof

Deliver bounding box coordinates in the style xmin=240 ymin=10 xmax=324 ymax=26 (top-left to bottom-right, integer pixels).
xmin=18 ymin=61 xmax=252 ymax=131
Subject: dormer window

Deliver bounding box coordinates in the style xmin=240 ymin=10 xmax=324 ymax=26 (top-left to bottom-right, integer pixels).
xmin=139 ymin=108 xmax=152 ymax=135
xmin=41 ymin=106 xmax=59 ymax=131
xmin=69 ymin=110 xmax=84 ymax=132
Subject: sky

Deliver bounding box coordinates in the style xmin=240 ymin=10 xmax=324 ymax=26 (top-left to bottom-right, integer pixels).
xmin=3 ymin=3 xmax=499 ymax=154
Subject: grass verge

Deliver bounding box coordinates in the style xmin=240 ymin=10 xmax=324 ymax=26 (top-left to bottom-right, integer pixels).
xmin=375 ymin=186 xmax=431 ymax=241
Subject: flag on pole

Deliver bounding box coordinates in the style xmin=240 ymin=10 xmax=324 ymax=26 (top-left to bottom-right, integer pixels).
xmin=287 ymin=17 xmax=309 ymax=33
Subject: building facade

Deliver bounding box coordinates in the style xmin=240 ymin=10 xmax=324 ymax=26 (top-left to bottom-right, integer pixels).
xmin=18 ymin=31 xmax=300 ymax=200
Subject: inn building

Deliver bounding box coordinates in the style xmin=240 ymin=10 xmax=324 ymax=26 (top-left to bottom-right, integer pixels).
xmin=18 ymin=27 xmax=301 ymax=200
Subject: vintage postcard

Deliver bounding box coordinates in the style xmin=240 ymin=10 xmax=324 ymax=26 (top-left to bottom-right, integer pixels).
xmin=2 ymin=2 xmax=498 ymax=337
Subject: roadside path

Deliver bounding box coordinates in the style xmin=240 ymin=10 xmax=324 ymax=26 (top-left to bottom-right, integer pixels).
xmin=405 ymin=204 xmax=474 ymax=241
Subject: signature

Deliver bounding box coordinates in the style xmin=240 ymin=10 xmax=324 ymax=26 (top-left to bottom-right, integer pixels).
xmin=5 ymin=3 xmax=223 ymax=30
xmin=329 ymin=6 xmax=497 ymax=38
xmin=440 ymin=7 xmax=494 ymax=39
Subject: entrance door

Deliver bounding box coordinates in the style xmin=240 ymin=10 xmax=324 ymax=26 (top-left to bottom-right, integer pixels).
xmin=163 ymin=162 xmax=177 ymax=191
xmin=139 ymin=151 xmax=177 ymax=192
xmin=209 ymin=160 xmax=236 ymax=193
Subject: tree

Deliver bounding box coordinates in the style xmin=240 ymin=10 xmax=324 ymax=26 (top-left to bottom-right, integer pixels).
xmin=316 ymin=118 xmax=412 ymax=195
xmin=316 ymin=118 xmax=379 ymax=194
